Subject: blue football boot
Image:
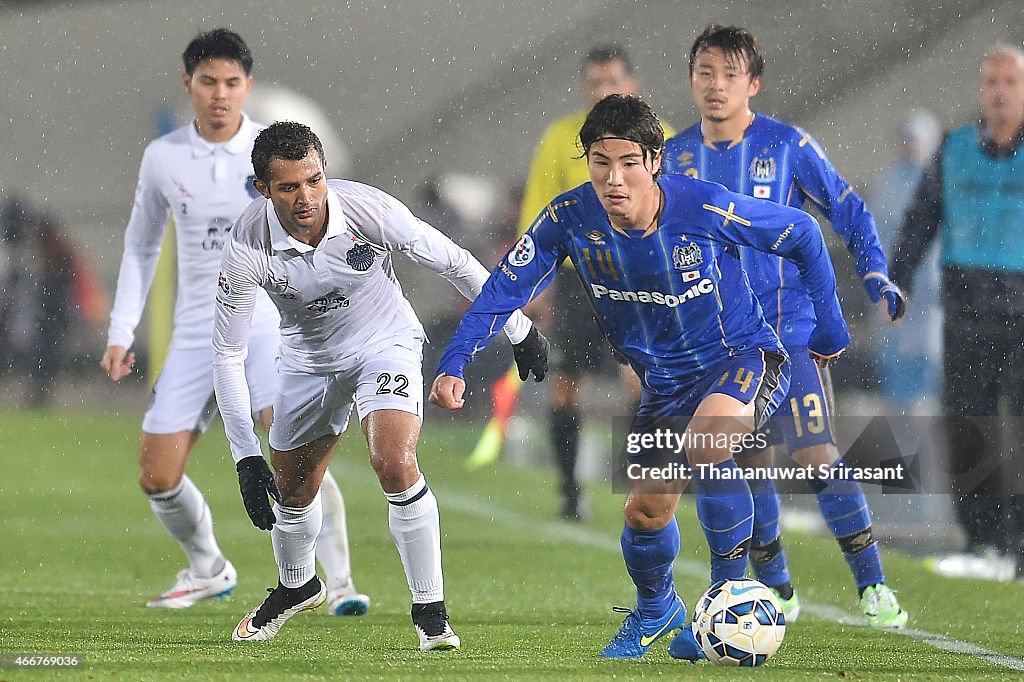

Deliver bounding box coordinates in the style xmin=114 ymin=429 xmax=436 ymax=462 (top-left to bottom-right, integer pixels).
xmin=599 ymin=594 xmax=688 ymax=659
xmin=668 ymin=622 xmax=707 ymax=662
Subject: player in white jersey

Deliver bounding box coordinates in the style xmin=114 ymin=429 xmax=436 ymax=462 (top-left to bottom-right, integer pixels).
xmin=214 ymin=122 xmax=548 ymax=648
xmin=100 ymin=29 xmax=368 ymax=616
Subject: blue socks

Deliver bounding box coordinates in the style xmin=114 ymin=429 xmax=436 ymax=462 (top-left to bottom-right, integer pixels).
xmin=621 ymin=517 xmax=680 ymax=620
xmin=693 ymin=460 xmax=754 ymax=582
xmin=814 ymin=459 xmax=885 ymax=589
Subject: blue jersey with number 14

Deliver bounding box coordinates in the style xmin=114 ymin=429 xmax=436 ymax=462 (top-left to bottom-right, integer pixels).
xmin=437 ymin=173 xmax=845 ymax=398
xmin=663 ymin=115 xmax=887 ymax=347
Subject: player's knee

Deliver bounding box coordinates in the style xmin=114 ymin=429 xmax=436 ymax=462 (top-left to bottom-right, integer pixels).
xmin=368 ymin=449 xmax=421 ymax=490
xmin=138 ymin=469 xmax=182 ymax=496
xmin=623 ymin=503 xmax=673 ymax=531
xmin=686 ymin=445 xmax=732 ymax=467
xmin=735 ymin=446 xmax=774 ymax=471
xmin=791 ymin=442 xmax=838 ymax=469
xmin=279 ymin=487 xmax=318 ymax=507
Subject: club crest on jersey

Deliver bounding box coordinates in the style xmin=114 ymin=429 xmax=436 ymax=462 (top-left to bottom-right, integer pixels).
xmin=585 ymin=230 xmax=606 ymax=245
xmin=202 ymin=217 xmax=233 ymax=251
xmin=217 ymin=272 xmax=230 ymax=296
xmin=508 ymin=234 xmax=535 ymax=267
xmin=672 ymin=242 xmax=703 ymax=270
xmin=749 ymin=156 xmax=777 ymax=183
xmin=676 ymin=151 xmax=694 ymax=167
xmin=346 ymin=242 xmax=375 ymax=272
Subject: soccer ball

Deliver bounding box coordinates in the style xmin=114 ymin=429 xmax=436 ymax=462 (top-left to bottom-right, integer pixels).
xmin=691 ymin=578 xmax=786 ymax=666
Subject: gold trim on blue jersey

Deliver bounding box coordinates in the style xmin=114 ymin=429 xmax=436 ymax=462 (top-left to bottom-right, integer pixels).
xmin=529 ymin=198 xmax=578 ymax=232
xmin=702 ymin=201 xmax=752 ymax=228
xmin=796 ymin=130 xmax=827 ymax=160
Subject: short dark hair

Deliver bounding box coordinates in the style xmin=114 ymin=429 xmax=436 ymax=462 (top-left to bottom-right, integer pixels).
xmin=688 ymin=25 xmax=764 ymax=79
xmin=579 ymin=94 xmax=663 ymax=174
xmin=251 ymin=121 xmax=326 ymax=182
xmin=581 ymin=44 xmax=633 ymax=77
xmin=182 ymin=28 xmax=253 ymax=76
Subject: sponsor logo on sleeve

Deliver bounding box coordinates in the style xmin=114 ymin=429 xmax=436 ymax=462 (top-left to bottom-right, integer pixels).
xmin=770 ymin=224 xmax=794 ymax=252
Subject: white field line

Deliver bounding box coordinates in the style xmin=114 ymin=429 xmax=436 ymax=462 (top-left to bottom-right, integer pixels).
xmin=432 ymin=483 xmax=1024 ymax=672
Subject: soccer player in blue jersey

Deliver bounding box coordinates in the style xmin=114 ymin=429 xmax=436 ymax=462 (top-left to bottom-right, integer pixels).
xmin=430 ymin=94 xmax=850 ymax=660
xmin=663 ymin=25 xmax=908 ymax=628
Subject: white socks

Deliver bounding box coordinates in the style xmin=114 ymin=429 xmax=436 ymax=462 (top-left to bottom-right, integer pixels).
xmin=148 ymin=475 xmax=224 ymax=578
xmin=273 ymin=493 xmax=323 ymax=588
xmin=316 ymin=468 xmax=355 ymax=593
xmin=385 ymin=475 xmax=444 ymax=603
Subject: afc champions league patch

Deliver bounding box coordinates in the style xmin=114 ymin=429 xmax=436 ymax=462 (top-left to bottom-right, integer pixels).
xmin=346 ymin=242 xmax=376 ymax=271
xmin=508 ymin=234 xmax=536 ymax=267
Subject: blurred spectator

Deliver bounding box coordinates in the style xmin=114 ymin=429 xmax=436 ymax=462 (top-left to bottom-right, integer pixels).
xmin=417 ymin=177 xmax=515 ymax=421
xmin=0 ymin=197 xmax=108 ymax=406
xmin=893 ymin=44 xmax=1024 ymax=579
xmin=418 ymin=175 xmax=467 ymax=245
xmin=870 ymin=110 xmax=942 ymax=414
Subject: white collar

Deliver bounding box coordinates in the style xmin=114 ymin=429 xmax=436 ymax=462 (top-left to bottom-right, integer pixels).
xmin=187 ymin=112 xmax=255 ymax=157
xmin=268 ymin=185 xmax=344 ymax=253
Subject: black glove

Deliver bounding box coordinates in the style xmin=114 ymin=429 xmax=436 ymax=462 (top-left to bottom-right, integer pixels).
xmin=236 ymin=455 xmax=281 ymax=530
xmin=512 ymin=325 xmax=549 ymax=382
xmin=863 ymin=274 xmax=907 ymax=321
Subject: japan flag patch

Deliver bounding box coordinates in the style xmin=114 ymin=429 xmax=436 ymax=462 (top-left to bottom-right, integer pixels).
xmin=753 ymin=185 xmax=771 ymax=199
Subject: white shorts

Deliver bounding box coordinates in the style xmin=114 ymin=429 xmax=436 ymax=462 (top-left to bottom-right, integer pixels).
xmin=269 ymin=340 xmax=423 ymax=452
xmin=143 ymin=333 xmax=279 ymax=435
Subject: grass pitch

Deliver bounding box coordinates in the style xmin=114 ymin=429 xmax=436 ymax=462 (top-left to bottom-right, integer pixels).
xmin=2 ymin=409 xmax=1023 ymax=680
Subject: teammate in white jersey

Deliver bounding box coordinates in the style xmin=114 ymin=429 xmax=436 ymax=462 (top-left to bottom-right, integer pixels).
xmin=214 ymin=122 xmax=548 ymax=648
xmin=100 ymin=29 xmax=368 ymax=616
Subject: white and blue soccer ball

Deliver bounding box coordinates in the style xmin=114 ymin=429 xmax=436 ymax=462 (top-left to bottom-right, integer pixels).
xmin=691 ymin=578 xmax=786 ymax=667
